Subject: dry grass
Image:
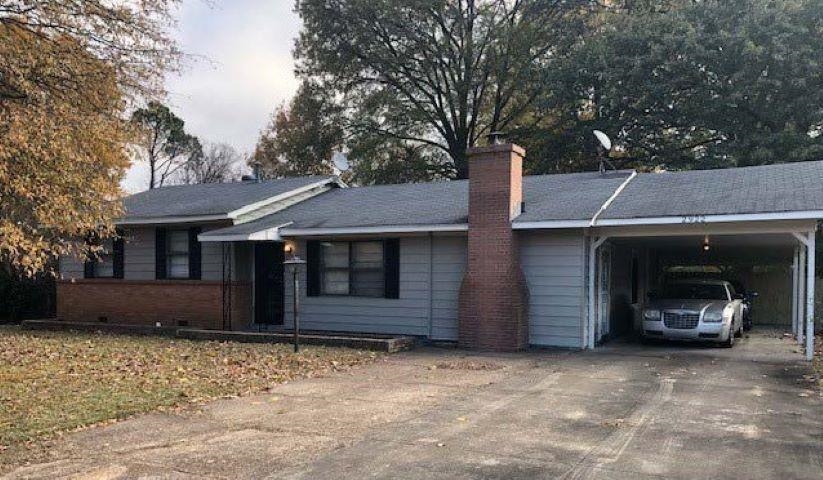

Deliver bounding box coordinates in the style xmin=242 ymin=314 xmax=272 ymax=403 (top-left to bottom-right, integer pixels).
xmin=0 ymin=326 xmax=379 ymax=464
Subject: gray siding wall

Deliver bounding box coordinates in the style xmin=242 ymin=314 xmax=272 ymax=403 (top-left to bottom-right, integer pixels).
xmin=283 ymin=235 xmax=466 ymax=338
xmin=59 ymin=224 xmax=231 ymax=281
xmin=520 ymin=230 xmax=587 ymax=348
xmin=124 ymin=227 xmax=156 ymax=280
xmin=59 ymin=250 xmax=85 ymax=279
xmin=430 ymin=236 xmax=466 ymax=340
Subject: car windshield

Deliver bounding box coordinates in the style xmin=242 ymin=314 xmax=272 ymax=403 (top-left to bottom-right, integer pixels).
xmin=661 ymin=283 xmax=728 ymax=300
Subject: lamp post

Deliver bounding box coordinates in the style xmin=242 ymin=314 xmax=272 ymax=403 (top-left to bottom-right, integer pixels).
xmin=283 ymin=256 xmax=307 ymax=353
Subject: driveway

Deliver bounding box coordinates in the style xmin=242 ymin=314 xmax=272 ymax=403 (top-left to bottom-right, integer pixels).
xmin=4 ymin=331 xmax=821 ymax=479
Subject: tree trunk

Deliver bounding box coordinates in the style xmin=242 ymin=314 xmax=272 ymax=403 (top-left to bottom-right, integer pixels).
xmin=452 ymin=145 xmax=469 ymax=179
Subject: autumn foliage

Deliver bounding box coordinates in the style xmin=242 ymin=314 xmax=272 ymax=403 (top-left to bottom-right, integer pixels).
xmin=0 ymin=1 xmax=180 ymax=276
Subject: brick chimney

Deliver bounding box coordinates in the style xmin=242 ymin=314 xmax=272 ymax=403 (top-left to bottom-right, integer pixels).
xmin=458 ymin=143 xmax=530 ymax=351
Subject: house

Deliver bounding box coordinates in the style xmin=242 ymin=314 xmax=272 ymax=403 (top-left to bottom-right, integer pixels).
xmin=58 ymin=144 xmax=823 ymax=358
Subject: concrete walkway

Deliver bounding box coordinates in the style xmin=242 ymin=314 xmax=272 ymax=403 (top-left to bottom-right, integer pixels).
xmin=4 ymin=331 xmax=821 ymax=479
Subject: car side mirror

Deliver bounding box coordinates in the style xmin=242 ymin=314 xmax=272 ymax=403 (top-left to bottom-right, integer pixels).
xmin=733 ymin=293 xmax=745 ymax=300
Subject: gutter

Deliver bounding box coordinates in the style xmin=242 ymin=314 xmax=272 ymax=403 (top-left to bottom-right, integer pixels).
xmin=198 ymin=222 xmax=294 ymax=243
xmin=279 ymin=224 xmax=469 ymax=236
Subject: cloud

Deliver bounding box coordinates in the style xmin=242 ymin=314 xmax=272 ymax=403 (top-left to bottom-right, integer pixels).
xmin=123 ymin=0 xmax=301 ymax=193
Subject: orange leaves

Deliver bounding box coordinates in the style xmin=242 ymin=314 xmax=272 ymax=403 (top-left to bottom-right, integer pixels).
xmin=1 ymin=1 xmax=181 ymax=276
xmin=0 ymin=25 xmax=128 ymax=276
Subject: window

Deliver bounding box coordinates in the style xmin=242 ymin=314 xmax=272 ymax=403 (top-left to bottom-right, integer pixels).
xmin=167 ymin=230 xmax=190 ymax=279
xmin=320 ymin=241 xmax=385 ymax=297
xmin=84 ymin=232 xmax=123 ymax=279
xmin=93 ymin=239 xmax=115 ymax=278
xmin=661 ymin=283 xmax=729 ymax=301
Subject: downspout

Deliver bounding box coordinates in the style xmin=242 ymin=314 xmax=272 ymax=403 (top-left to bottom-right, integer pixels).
xmin=428 ymin=232 xmax=434 ymax=339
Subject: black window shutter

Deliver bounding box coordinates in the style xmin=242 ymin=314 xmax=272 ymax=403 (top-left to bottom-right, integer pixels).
xmin=83 ymin=254 xmax=96 ymax=279
xmin=112 ymin=229 xmax=125 ymax=279
xmin=384 ymin=238 xmax=400 ymax=299
xmin=83 ymin=233 xmax=96 ymax=279
xmin=306 ymin=240 xmax=321 ymax=297
xmin=188 ymin=227 xmax=202 ymax=280
xmin=155 ymin=227 xmax=167 ymax=280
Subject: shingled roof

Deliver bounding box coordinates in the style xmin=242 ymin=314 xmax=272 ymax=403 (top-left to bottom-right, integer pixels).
xmin=198 ymin=170 xmax=635 ymax=239
xmin=121 ymin=176 xmax=336 ymax=221
xmin=126 ymin=160 xmax=823 ymax=239
xmin=601 ymin=160 xmax=823 ymax=220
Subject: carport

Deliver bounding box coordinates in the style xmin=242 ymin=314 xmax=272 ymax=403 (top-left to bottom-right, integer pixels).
xmin=583 ymin=162 xmax=822 ymax=360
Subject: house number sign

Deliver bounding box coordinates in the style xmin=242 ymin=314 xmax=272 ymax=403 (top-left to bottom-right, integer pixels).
xmin=681 ymin=215 xmax=707 ymax=224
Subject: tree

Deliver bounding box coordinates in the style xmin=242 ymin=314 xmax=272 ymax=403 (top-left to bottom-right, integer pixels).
xmin=176 ymin=143 xmax=241 ymax=185
xmin=253 ymin=81 xmax=343 ymax=178
xmin=295 ymin=0 xmax=598 ymax=179
xmin=520 ymin=0 xmax=823 ymax=173
xmin=348 ymin=137 xmax=454 ymax=185
xmin=0 ymin=1 xmax=180 ymax=276
xmin=131 ymin=101 xmax=202 ymax=189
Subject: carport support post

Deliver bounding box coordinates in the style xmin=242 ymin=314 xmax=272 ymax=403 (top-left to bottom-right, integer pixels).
xmin=805 ymin=233 xmax=815 ymax=361
xmin=792 ymin=247 xmax=800 ymax=340
xmin=799 ymin=245 xmax=807 ymax=345
xmin=587 ymin=236 xmax=608 ymax=350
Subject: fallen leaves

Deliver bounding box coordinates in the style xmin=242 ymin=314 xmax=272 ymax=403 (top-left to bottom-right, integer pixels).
xmin=0 ymin=326 xmax=379 ymax=462
xmin=431 ymin=359 xmax=503 ymax=371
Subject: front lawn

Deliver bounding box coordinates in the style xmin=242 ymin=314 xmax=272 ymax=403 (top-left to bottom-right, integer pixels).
xmin=0 ymin=326 xmax=378 ymax=464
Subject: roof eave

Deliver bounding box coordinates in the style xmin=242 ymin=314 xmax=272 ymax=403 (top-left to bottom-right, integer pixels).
xmin=594 ymin=211 xmax=823 ymax=227
xmin=115 ymin=214 xmax=231 ymax=226
xmin=280 ymin=224 xmax=469 ymax=236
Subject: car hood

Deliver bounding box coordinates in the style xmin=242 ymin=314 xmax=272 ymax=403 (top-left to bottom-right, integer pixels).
xmin=648 ymin=299 xmax=728 ymax=312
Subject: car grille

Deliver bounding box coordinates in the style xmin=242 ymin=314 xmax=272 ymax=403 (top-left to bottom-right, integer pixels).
xmin=663 ymin=312 xmax=700 ymax=329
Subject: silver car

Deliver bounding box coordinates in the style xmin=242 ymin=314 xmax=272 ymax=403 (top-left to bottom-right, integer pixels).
xmin=642 ymin=279 xmax=744 ymax=347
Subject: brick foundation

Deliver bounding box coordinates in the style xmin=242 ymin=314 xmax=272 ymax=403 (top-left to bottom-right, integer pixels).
xmin=458 ymin=143 xmax=530 ymax=351
xmin=56 ymin=280 xmax=252 ymax=331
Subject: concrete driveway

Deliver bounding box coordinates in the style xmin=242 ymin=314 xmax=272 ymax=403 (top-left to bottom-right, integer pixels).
xmin=4 ymin=331 xmax=821 ymax=480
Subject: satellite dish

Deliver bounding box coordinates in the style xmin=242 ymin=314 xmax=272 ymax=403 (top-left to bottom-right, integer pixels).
xmin=593 ymin=130 xmax=612 ymax=151
xmin=332 ymin=151 xmax=349 ymax=172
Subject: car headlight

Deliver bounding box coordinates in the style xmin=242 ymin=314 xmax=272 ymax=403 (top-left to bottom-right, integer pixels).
xmin=703 ymin=310 xmax=723 ymax=323
xmin=644 ymin=309 xmax=661 ymax=321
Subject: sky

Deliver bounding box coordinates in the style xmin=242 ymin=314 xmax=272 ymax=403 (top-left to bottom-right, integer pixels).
xmin=122 ymin=0 xmax=302 ymax=193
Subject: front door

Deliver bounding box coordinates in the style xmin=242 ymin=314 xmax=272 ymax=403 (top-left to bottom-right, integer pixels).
xmin=254 ymin=242 xmax=284 ymax=325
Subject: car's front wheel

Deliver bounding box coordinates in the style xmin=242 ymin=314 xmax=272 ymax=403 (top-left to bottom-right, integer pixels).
xmin=721 ymin=320 xmax=736 ymax=348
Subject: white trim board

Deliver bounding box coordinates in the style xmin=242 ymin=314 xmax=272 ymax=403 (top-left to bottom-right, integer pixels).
xmin=513 ymin=220 xmax=591 ymax=230
xmin=117 ymin=214 xmax=230 ymax=225
xmin=198 ymin=223 xmax=469 ymax=242
xmin=593 ymin=211 xmax=823 ymax=226
xmin=590 ymin=171 xmax=638 ymax=227
xmin=280 ymin=224 xmax=469 ymax=236
xmin=198 ymin=222 xmax=294 ymax=242
xmin=226 ymin=178 xmax=340 ymax=219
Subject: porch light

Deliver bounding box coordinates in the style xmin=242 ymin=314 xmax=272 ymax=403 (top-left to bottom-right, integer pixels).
xmin=703 ymin=235 xmax=711 ymax=252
